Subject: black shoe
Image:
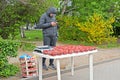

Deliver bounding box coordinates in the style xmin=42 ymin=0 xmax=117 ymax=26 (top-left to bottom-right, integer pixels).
xmin=48 ymin=64 xmax=56 ymax=70
xmin=42 ymin=64 xmax=48 ymax=70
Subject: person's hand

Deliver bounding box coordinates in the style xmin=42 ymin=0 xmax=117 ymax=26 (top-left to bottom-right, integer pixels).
xmin=51 ymin=22 xmax=57 ymax=26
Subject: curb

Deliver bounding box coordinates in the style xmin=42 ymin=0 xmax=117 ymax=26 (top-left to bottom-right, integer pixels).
xmin=21 ymin=57 xmax=120 ymax=80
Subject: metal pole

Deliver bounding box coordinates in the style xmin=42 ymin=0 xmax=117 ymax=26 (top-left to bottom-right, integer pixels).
xmin=71 ymin=57 xmax=74 ymax=76
xmin=39 ymin=57 xmax=42 ymax=80
xmin=89 ymin=54 xmax=93 ymax=80
xmin=56 ymin=59 xmax=61 ymax=80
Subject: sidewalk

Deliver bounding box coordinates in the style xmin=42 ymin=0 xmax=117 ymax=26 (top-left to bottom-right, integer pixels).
xmin=44 ymin=58 xmax=120 ymax=80
xmin=21 ymin=48 xmax=120 ymax=80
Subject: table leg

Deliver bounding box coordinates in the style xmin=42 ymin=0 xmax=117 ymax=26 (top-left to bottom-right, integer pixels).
xmin=56 ymin=59 xmax=61 ymax=80
xmin=71 ymin=57 xmax=74 ymax=76
xmin=89 ymin=54 xmax=93 ymax=80
xmin=39 ymin=57 xmax=42 ymax=80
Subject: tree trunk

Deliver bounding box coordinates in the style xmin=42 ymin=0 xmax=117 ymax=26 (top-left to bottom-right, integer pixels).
xmin=61 ymin=0 xmax=69 ymax=15
xmin=20 ymin=27 xmax=26 ymax=38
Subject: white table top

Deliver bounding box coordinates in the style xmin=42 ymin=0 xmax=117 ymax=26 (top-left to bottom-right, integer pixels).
xmin=33 ymin=49 xmax=98 ymax=59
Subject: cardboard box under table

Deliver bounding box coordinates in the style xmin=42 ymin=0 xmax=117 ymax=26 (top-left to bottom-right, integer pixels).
xmin=33 ymin=45 xmax=98 ymax=80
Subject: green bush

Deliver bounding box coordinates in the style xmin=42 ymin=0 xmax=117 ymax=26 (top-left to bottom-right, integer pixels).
xmin=0 ymin=64 xmax=19 ymax=77
xmin=0 ymin=39 xmax=20 ymax=77
xmin=57 ymin=16 xmax=88 ymax=42
xmin=57 ymin=14 xmax=117 ymax=44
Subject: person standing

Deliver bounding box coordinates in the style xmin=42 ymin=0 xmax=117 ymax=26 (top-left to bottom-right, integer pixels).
xmin=38 ymin=7 xmax=58 ymax=70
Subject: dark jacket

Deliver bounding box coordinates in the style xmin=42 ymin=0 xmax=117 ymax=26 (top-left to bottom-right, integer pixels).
xmin=38 ymin=7 xmax=58 ymax=36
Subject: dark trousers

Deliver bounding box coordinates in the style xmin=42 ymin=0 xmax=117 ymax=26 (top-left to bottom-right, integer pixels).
xmin=42 ymin=34 xmax=57 ymax=65
xmin=42 ymin=57 xmax=54 ymax=65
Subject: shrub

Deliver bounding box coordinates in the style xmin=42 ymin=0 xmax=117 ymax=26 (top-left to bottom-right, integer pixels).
xmin=76 ymin=13 xmax=117 ymax=44
xmin=57 ymin=16 xmax=88 ymax=42
xmin=57 ymin=14 xmax=117 ymax=44
xmin=0 ymin=64 xmax=19 ymax=77
xmin=0 ymin=39 xmax=20 ymax=77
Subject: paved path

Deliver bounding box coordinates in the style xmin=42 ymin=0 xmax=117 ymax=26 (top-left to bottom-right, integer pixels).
xmin=23 ymin=58 xmax=120 ymax=80
xmin=43 ymin=59 xmax=120 ymax=80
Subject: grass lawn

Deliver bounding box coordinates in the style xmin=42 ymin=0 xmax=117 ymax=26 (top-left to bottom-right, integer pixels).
xmin=14 ymin=29 xmax=120 ymax=51
xmin=16 ymin=29 xmax=43 ymax=41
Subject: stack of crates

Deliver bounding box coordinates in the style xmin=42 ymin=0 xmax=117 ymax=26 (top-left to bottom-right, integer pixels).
xmin=19 ymin=54 xmax=38 ymax=78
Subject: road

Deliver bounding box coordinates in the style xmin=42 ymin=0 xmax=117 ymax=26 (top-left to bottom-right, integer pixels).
xmin=27 ymin=58 xmax=120 ymax=80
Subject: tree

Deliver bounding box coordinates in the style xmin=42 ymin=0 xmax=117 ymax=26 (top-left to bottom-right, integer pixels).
xmin=0 ymin=0 xmax=60 ymax=39
xmin=58 ymin=0 xmax=120 ymax=36
xmin=57 ymin=0 xmax=120 ymax=44
xmin=0 ymin=0 xmax=19 ymax=39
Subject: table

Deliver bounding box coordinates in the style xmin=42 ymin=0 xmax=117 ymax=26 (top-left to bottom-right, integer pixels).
xmin=33 ymin=49 xmax=97 ymax=80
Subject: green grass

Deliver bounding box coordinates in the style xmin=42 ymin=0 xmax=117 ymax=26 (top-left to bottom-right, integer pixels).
xmin=15 ymin=29 xmax=43 ymax=51
xmin=15 ymin=29 xmax=43 ymax=41
xmin=98 ymin=42 xmax=120 ymax=49
xmin=59 ymin=39 xmax=95 ymax=46
xmin=20 ymin=42 xmax=36 ymax=51
xmin=14 ymin=30 xmax=120 ymax=50
xmin=59 ymin=39 xmax=120 ymax=49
